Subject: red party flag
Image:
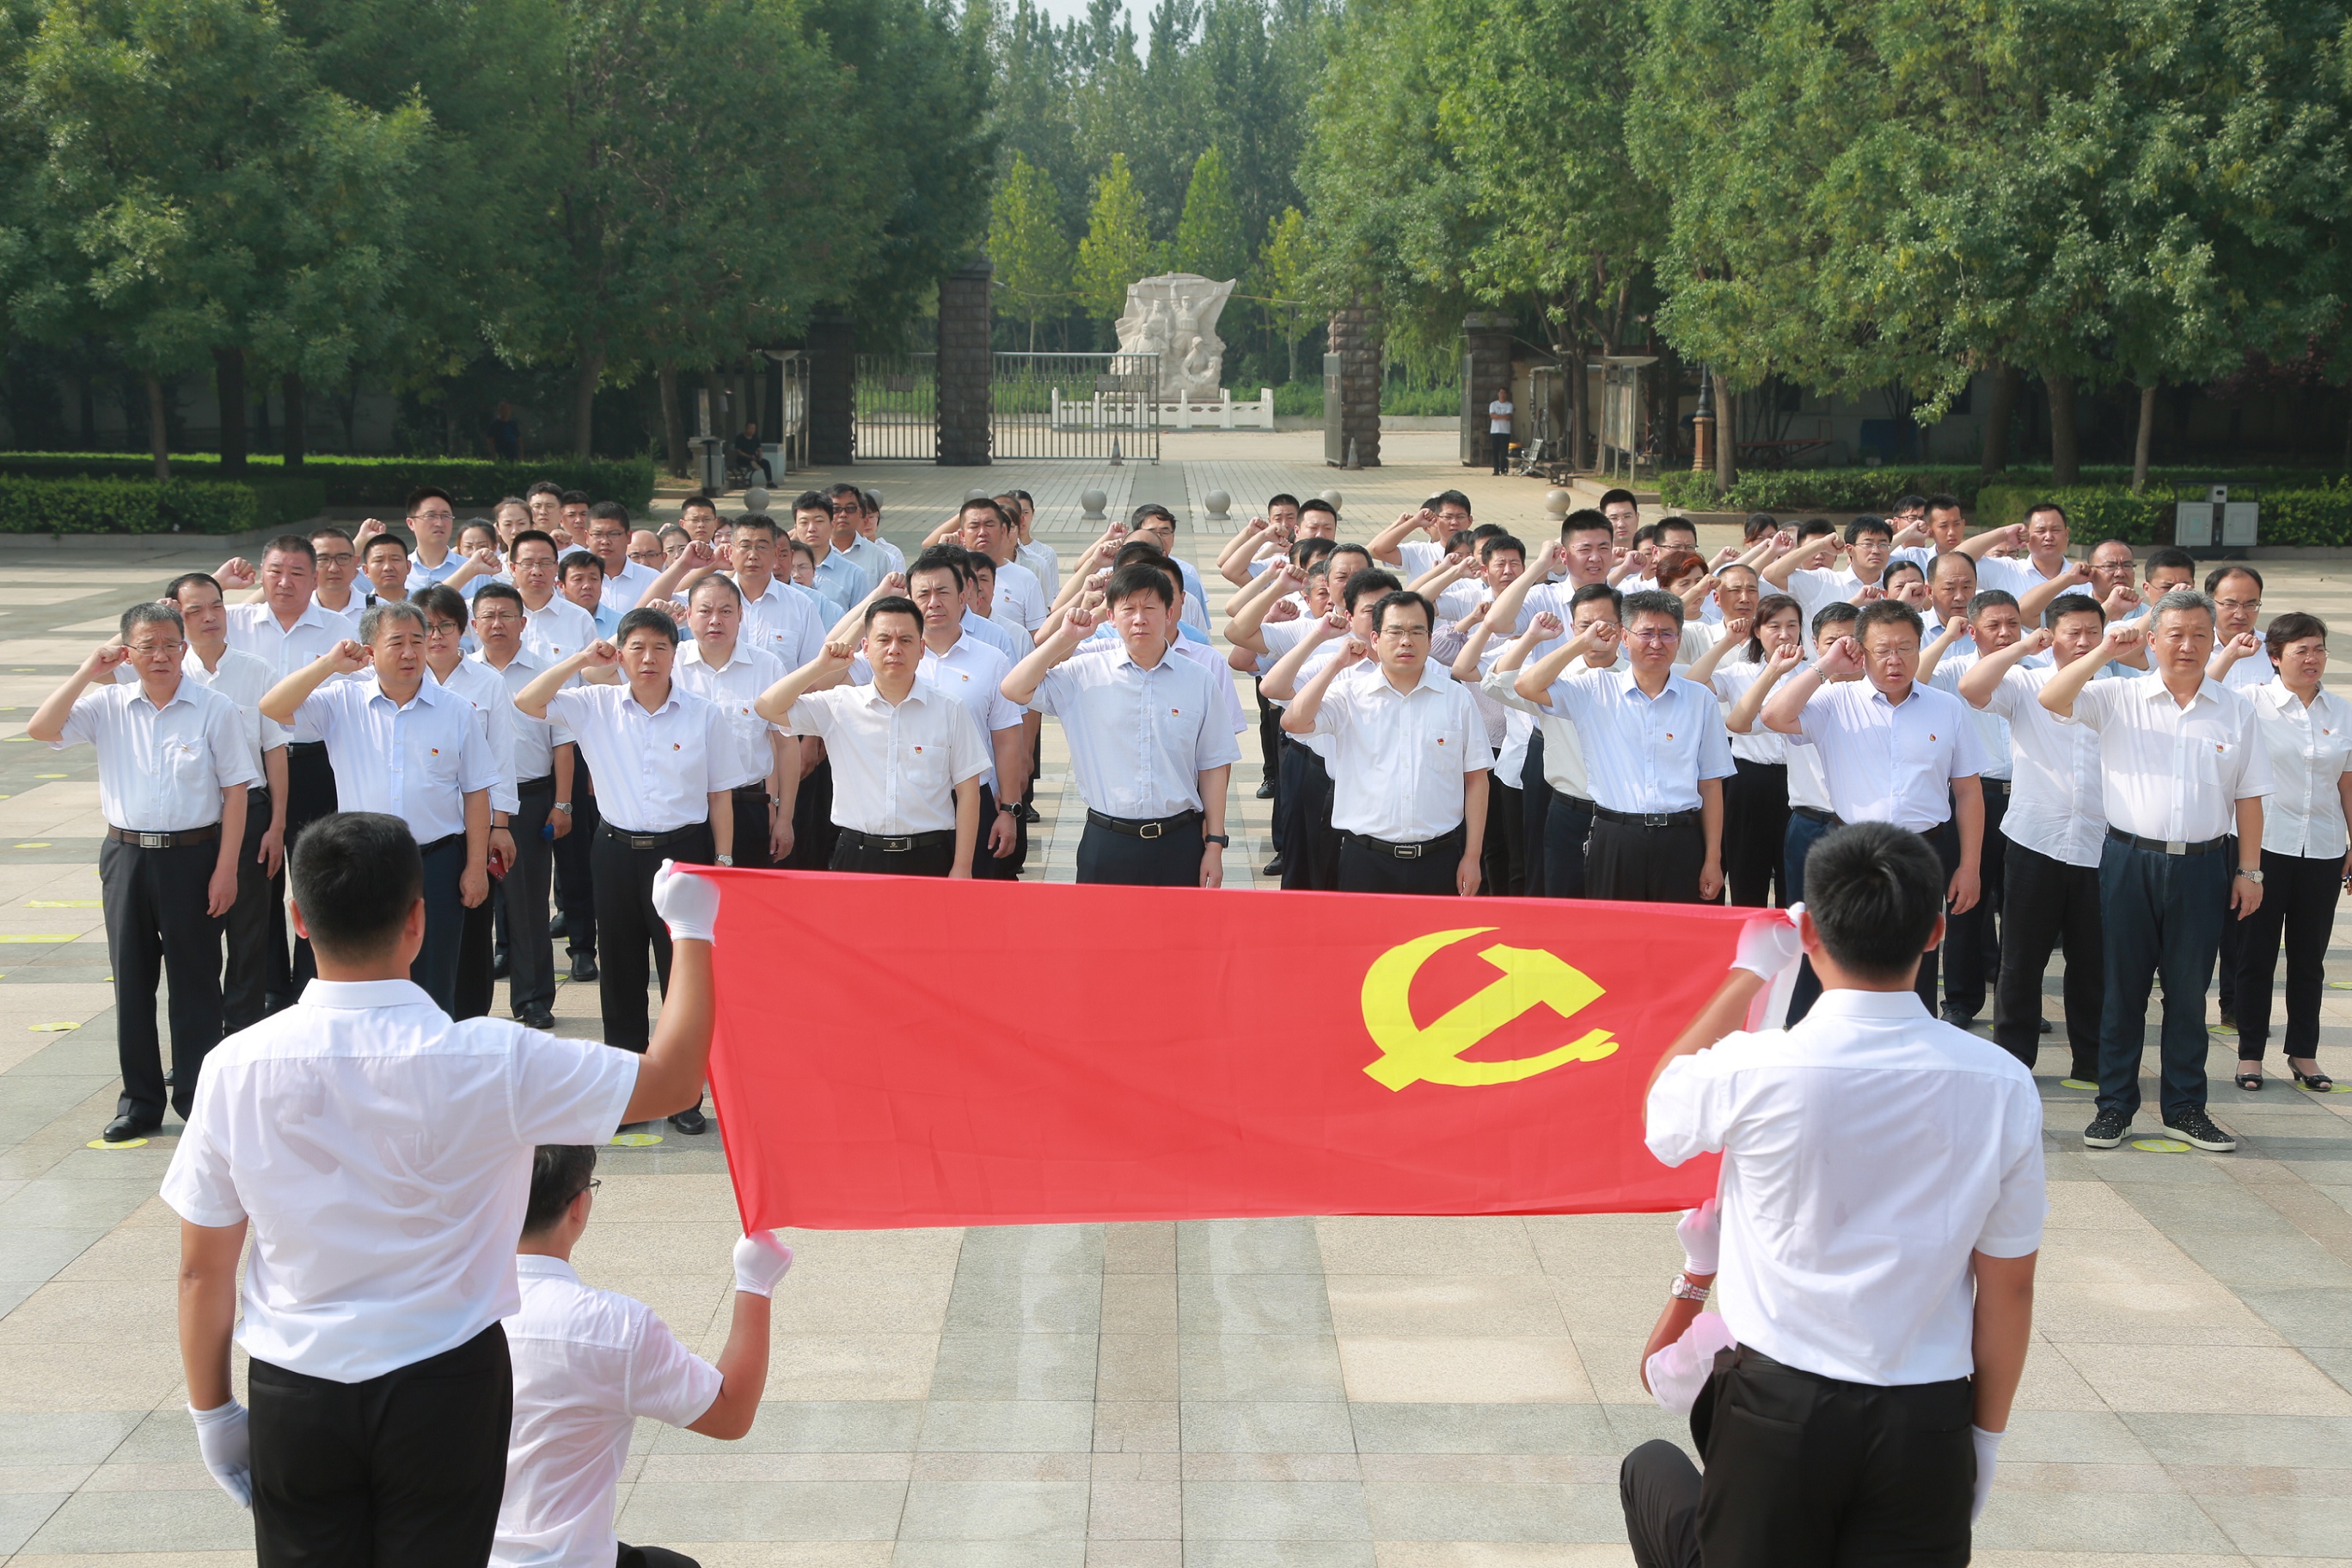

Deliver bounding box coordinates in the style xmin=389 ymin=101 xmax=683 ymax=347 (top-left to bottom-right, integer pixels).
xmin=702 ymin=871 xmax=1746 ymax=1230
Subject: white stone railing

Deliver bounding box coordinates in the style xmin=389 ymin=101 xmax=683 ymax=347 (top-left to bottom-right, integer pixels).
xmin=1049 ymin=387 xmax=1277 ymax=430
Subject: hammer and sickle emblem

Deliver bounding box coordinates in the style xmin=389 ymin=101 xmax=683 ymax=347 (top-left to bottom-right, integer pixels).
xmin=1360 ymin=926 xmax=1619 ymax=1091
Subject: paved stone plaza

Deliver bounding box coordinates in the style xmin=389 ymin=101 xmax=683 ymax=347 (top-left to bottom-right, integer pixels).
xmin=2 ymin=430 xmax=2352 ymax=1564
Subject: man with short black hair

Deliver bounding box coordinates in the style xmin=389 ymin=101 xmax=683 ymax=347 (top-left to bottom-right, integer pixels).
xmin=308 ymin=525 xmax=365 ymax=623
xmin=164 ymin=813 xmax=723 ymax=1564
xmin=1924 ymin=587 xmax=2032 ymax=1028
xmin=406 ymin=486 xmax=464 ymax=587
xmin=1625 ymin=821 xmax=2042 ymax=1567
xmin=561 ymin=549 xmax=622 ymax=639
xmin=673 ymin=574 xmax=789 ymax=872
xmin=361 ymin=529 xmax=412 ymax=605
xmin=824 ymin=482 xmax=892 ymax=588
xmin=1598 ymin=487 xmax=1640 ymax=546
xmin=471 ymin=581 xmax=569 ymax=1031
xmin=792 ymin=489 xmax=874 ymax=620
xmin=31 ymin=602 xmax=255 ymax=1141
xmin=497 ymin=1146 xmax=790 ymax=1568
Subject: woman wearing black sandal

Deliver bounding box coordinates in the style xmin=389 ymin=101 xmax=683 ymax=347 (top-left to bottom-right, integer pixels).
xmin=2234 ymin=612 xmax=2348 ymax=1094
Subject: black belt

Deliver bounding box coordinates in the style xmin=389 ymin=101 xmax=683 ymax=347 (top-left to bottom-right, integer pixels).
xmin=729 ymin=783 xmax=773 ymax=800
xmin=288 ymin=740 xmax=326 ymax=755
xmin=1555 ymin=793 xmax=1596 ymax=814
xmin=517 ymin=775 xmax=555 ymax=796
xmin=417 ymin=832 xmax=463 ymax=856
xmin=106 ymin=824 xmax=219 ymax=849
xmin=1086 ymin=809 xmax=1201 ymax=840
xmin=1343 ymin=824 xmax=1466 ymax=860
xmin=2108 ymin=826 xmax=2230 ymax=856
xmin=1791 ymin=804 xmax=1842 ymax=826
xmin=837 ymin=827 xmax=955 ymax=853
xmin=1981 ymin=778 xmax=2011 ymax=797
xmin=1592 ymin=804 xmax=1701 ymax=829
xmin=599 ymin=822 xmax=705 ymax=851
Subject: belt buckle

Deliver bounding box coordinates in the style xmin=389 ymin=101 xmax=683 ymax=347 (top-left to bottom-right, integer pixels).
xmin=630 ymin=835 xmax=657 ymax=850
xmin=1396 ymin=842 xmax=1422 ymax=859
xmin=2166 ymin=840 xmax=2187 ymax=855
xmin=1644 ymin=813 xmax=1671 ymax=829
xmin=881 ymin=837 xmax=913 ymax=853
xmin=1139 ymin=821 xmax=1164 ymax=840
xmin=137 ymin=831 xmax=170 ymax=850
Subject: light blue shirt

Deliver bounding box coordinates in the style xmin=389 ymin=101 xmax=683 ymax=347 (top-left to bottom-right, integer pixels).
xmin=1536 ymin=666 xmax=1734 ymax=815
xmin=810 ymin=547 xmax=872 ymax=623
xmin=297 ymin=674 xmax=502 ymax=843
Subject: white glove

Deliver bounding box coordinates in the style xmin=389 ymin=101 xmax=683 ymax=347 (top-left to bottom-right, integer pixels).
xmin=731 ymin=1230 xmax=795 ymax=1296
xmin=652 ymin=859 xmax=721 ymax=944
xmin=1644 ymin=1312 xmax=1737 ymax=1415
xmin=1732 ymin=902 xmax=1805 ymax=981
xmin=1676 ymin=1198 xmax=1720 ymax=1276
xmin=1970 ymin=1425 xmax=2003 ymax=1522
xmin=189 ymin=1399 xmax=252 ymax=1508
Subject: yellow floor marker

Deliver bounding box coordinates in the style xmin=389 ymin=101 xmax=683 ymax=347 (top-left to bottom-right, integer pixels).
xmin=31 ymin=774 xmax=64 ymax=780
xmin=86 ymin=1137 xmax=147 ymax=1149
xmin=610 ymin=1132 xmax=663 ymax=1147
xmin=2131 ymin=1138 xmax=2193 ymax=1154
xmin=27 ymin=899 xmax=100 ymax=907
xmin=2059 ymin=1078 xmax=2098 ymax=1090
xmin=12 ymin=843 xmax=49 ymax=850
xmin=0 ymin=935 xmax=74 ymax=944
xmin=29 ymin=1021 xmax=79 ymax=1031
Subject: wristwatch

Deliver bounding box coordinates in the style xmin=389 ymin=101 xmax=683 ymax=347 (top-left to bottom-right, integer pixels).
xmin=1204 ymin=833 xmax=1231 ymax=848
xmin=1668 ymin=1276 xmax=1711 ymax=1303
xmin=553 ymin=802 xmax=572 ymax=815
xmin=716 ymin=855 xmax=734 ymax=867
xmin=998 ymin=803 xmax=1018 ymax=815
xmin=2237 ymin=866 xmax=2264 ymax=883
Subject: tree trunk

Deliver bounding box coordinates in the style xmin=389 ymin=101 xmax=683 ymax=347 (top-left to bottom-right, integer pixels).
xmin=281 ymin=373 xmax=306 ymax=468
xmin=658 ymin=363 xmax=688 ymax=476
xmin=1714 ymin=370 xmax=1737 ymax=491
xmin=572 ymin=348 xmax=605 ymax=459
xmin=1566 ymin=330 xmax=1587 ymax=471
xmin=2046 ymin=369 xmax=2079 ymax=486
xmin=1979 ymin=361 xmax=2018 ymax=476
xmin=2131 ymin=383 xmax=2157 ymax=493
xmin=1286 ymin=334 xmax=1297 ymax=384
xmin=213 ymin=347 xmax=247 ymax=473
xmin=146 ymin=376 xmax=170 ymax=480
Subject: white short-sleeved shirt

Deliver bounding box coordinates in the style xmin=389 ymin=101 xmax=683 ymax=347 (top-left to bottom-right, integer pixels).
xmin=736 ymin=577 xmax=827 ymax=671
xmin=2059 ymin=672 xmax=2270 ymax=843
xmin=1794 ymin=679 xmax=1989 ymax=831
xmin=595 ymin=560 xmax=661 ymax=617
xmin=115 ymin=647 xmax=287 ymax=780
xmin=991 ymin=557 xmax=1048 ymax=633
xmin=542 ymin=684 xmax=730 ymax=834
xmin=494 ymin=1255 xmax=722 ymax=1568
xmin=673 ymin=642 xmax=786 ymax=792
xmin=1928 ymin=652 xmax=2011 ymax=782
xmin=1085 ymin=635 xmax=1249 ymax=737
xmin=1975 ymin=554 xmax=2069 ymax=601
xmin=788 ymin=674 xmax=990 ymax=835
xmin=2220 ymin=643 xmax=2277 ymax=693
xmin=433 ymin=657 xmax=522 ymax=814
xmin=1782 ymin=565 xmax=1866 ymax=623
xmin=854 ymin=635 xmax=1023 ymax=792
xmin=1030 ymin=647 xmax=1243 ymax=819
xmin=56 ymin=679 xmax=260 ymax=831
xmin=1311 ymin=662 xmax=1492 ymax=841
xmin=1488 ymin=398 xmax=1513 ymax=433
xmin=1481 ymin=665 xmax=1595 ymax=799
xmin=1707 ymin=658 xmax=1788 ymax=766
xmin=521 ymin=595 xmax=601 ymax=669
xmin=1980 ymin=665 xmax=2106 ymax=867
xmin=227 ymin=599 xmax=360 ymax=745
xmin=1015 ymin=539 xmax=1058 ymax=597
xmin=1534 ymin=666 xmax=1733 ymax=814
xmin=161 ymin=979 xmax=640 ymax=1383
xmin=409 ymin=550 xmax=464 ymax=588
xmin=477 ymin=649 xmax=569 ymax=784
xmin=960 ymin=609 xmax=1020 ymax=661
xmin=2250 ymin=680 xmax=2351 ymax=859
xmin=1646 ymin=987 xmax=2046 ymax=1386
xmin=298 ymin=676 xmax=504 ymax=842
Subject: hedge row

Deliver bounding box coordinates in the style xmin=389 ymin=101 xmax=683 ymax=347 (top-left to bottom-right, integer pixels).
xmin=0 ymin=473 xmax=327 ymax=534
xmin=1975 ymin=482 xmax=2352 ymax=547
xmin=0 ymin=453 xmax=656 ymax=511
xmin=1655 ymin=463 xmax=2344 ymax=516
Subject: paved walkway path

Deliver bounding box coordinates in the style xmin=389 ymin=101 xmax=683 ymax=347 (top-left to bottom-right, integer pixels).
xmin=3 ymin=441 xmax=2352 ymax=1564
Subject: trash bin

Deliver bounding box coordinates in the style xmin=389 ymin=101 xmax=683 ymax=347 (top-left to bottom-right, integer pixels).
xmin=688 ymin=435 xmax=725 ymax=494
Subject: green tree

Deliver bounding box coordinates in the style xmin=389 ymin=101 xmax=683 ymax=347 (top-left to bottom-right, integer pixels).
xmin=1174 ymin=145 xmax=1248 ymax=281
xmin=1075 ymin=152 xmax=1158 ymax=320
xmin=991 ymin=153 xmax=1074 ymax=351
xmin=1255 ymin=205 xmax=1313 ymax=381
xmin=10 ymin=0 xmax=425 ymax=475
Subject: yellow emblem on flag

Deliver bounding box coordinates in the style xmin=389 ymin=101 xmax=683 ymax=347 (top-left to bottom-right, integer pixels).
xmin=1359 ymin=927 xmax=1618 ymax=1091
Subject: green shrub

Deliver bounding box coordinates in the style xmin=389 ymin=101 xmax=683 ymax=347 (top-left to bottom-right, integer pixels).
xmin=1380 ymin=384 xmax=1460 ymax=416
xmin=2248 ymin=482 xmax=2352 ymax=547
xmin=0 ymin=474 xmax=326 ymax=534
xmin=0 ymin=453 xmax=656 ymax=511
xmin=1658 ymin=463 xmax=2346 ymax=517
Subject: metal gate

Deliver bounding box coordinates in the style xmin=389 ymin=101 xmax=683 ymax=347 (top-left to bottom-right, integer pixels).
xmin=768 ymin=349 xmax=810 ymax=475
xmin=849 ymin=351 xmax=1159 ymax=462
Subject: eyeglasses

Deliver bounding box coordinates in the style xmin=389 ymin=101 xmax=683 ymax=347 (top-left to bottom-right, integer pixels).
xmin=314 ymin=552 xmax=356 ymax=567
xmin=2216 ymin=597 xmax=2261 ymax=613
xmin=1627 ymin=628 xmax=1681 ymax=644
xmin=570 ymin=1178 xmax=601 ymax=1203
xmin=425 ymin=621 xmax=461 ymax=636
xmin=474 ymin=610 xmax=520 ymax=625
xmin=126 ymin=639 xmax=186 ymax=655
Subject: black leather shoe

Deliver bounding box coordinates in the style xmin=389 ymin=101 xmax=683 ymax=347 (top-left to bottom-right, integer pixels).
xmin=101 ymin=1114 xmax=155 ymax=1143
xmin=669 ymin=1105 xmax=708 ymax=1135
xmin=1938 ymin=1005 xmax=1976 ymax=1029
xmin=492 ymin=950 xmax=509 ymax=980
xmin=2038 ymin=1018 xmax=2052 ymax=1034
xmin=1255 ymin=780 xmax=1275 ymax=799
xmin=550 ymin=912 xmax=569 ymax=940
xmin=569 ymin=950 xmax=599 ymax=983
xmin=516 ymin=1003 xmax=557 ymax=1031
xmin=1017 ymin=802 xmax=1042 ymax=823
xmin=1262 ymin=857 xmax=1284 ymax=878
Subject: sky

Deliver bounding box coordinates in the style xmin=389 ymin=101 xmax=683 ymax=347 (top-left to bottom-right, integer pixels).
xmin=1030 ymin=0 xmax=1112 ymax=23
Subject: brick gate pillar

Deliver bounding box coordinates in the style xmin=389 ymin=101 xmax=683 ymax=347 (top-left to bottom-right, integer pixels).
xmin=936 ymin=257 xmax=994 ymax=466
xmin=1329 ymin=297 xmax=1382 ymax=468
xmin=806 ymin=309 xmax=855 ymax=466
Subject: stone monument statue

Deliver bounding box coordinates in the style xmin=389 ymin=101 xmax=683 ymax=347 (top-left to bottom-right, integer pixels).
xmin=1115 ymin=273 xmax=1234 ymax=400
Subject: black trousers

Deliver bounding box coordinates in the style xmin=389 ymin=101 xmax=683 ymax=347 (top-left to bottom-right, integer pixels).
xmin=1541 ymin=794 xmax=1596 ymax=900
xmin=830 ymin=831 xmax=955 ymax=877
xmin=1722 ymin=758 xmax=1788 ymax=909
xmin=1481 ymin=780 xmax=1524 ymax=897
xmin=975 ymin=784 xmax=1022 ymax=880
xmin=1521 ymin=731 xmax=1552 ymax=897
xmin=619 ymin=1546 xmax=701 ymax=1568
xmin=1077 ymin=818 xmax=1202 ymax=886
xmin=1338 ymin=829 xmax=1464 ymax=895
xmin=249 ymin=1323 xmax=511 ymax=1568
xmin=224 ymin=788 xmax=273 ymax=1035
xmin=1995 ymin=840 xmax=2103 ymax=1078
xmin=1620 ymin=1351 xmax=1973 ymax=1568
xmin=592 ymin=822 xmax=714 ymax=1052
xmin=2219 ymin=848 xmax=2243 ymax=1017
xmin=2233 ymin=846 xmax=2342 ymax=1062
xmin=1912 ymin=818 xmax=1961 ymax=1014
xmin=552 ymin=763 xmax=599 ymax=962
xmin=452 ymin=892 xmax=495 ymax=1021
xmin=727 ymin=786 xmax=774 ymax=871
xmin=409 ymin=835 xmax=466 ymax=1017
xmin=1490 ymin=429 xmax=1511 ymax=473
xmin=100 ymin=835 xmax=224 ymax=1124
xmin=1278 ymin=742 xmax=1339 ymax=890
xmin=2098 ymin=834 xmax=2229 ymax=1123
xmin=1255 ymin=678 xmax=1284 ymax=851
xmin=503 ymin=783 xmax=557 ymax=1016
xmin=1783 ymin=809 xmax=1837 ymax=1023
xmin=1585 ymin=815 xmax=1707 ymax=903
xmin=1942 ymin=785 xmax=2008 ymax=1018
xmin=271 ymin=741 xmax=338 ymax=1008
xmin=786 ymin=754 xmax=840 ymax=871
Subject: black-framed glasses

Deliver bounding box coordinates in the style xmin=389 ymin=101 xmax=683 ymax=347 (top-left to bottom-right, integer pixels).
xmin=572 ymin=1178 xmax=602 ymax=1203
